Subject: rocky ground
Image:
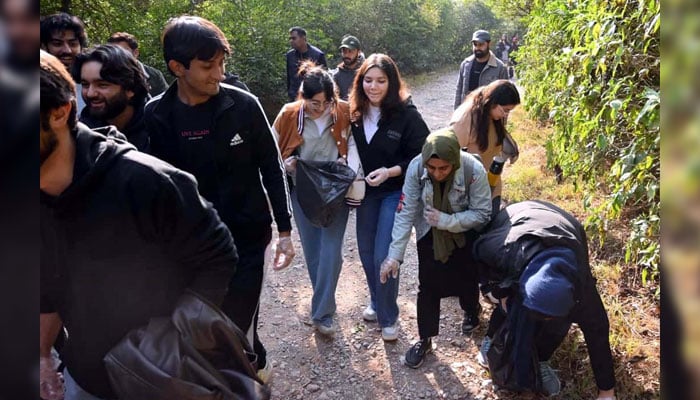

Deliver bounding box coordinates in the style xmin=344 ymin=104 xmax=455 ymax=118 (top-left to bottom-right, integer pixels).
xmin=258 ymin=70 xmax=529 ymax=400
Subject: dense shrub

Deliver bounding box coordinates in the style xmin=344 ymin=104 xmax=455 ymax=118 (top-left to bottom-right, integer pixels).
xmin=518 ymin=0 xmax=660 ymax=284
xmin=41 ymin=0 xmax=507 ymax=116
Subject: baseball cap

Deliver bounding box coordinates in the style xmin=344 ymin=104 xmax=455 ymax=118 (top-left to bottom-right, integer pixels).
xmin=471 ymin=30 xmax=491 ymax=43
xmin=339 ymin=35 xmax=361 ymax=50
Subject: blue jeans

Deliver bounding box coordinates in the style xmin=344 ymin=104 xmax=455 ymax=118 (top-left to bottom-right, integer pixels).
xmin=292 ymin=189 xmax=350 ymax=325
xmin=356 ymin=190 xmax=401 ymax=327
xmin=64 ymin=369 xmax=105 ymax=400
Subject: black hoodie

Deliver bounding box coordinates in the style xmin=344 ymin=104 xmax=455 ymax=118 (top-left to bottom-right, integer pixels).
xmin=40 ymin=124 xmax=238 ymax=398
xmin=79 ymin=100 xmax=150 ymax=152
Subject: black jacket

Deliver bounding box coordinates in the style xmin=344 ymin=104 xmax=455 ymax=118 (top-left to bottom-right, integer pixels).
xmin=142 ymin=62 xmax=169 ymax=97
xmin=286 ymin=45 xmax=327 ymax=101
xmin=144 ymin=82 xmax=292 ymax=246
xmin=474 ymin=200 xmax=615 ymax=391
xmin=40 ymin=124 xmax=238 ymax=398
xmin=79 ymin=99 xmax=150 ymax=152
xmin=351 ymin=102 xmax=430 ymax=196
xmin=105 ymin=290 xmax=270 ymax=399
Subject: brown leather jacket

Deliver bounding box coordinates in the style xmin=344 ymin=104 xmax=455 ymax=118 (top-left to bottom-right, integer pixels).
xmin=273 ymin=99 xmax=352 ymax=159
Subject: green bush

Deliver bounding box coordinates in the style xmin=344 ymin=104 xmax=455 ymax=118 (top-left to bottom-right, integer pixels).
xmin=519 ymin=0 xmax=660 ymax=286
xmin=41 ymin=0 xmax=511 ymax=117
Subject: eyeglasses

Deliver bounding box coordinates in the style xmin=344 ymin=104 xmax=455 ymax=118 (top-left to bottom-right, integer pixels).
xmin=308 ymin=100 xmax=333 ymax=109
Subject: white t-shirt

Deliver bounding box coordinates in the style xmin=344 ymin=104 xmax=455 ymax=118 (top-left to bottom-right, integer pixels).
xmin=363 ymin=105 xmax=381 ymax=143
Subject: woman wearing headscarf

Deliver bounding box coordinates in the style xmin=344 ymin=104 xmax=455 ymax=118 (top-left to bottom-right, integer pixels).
xmin=379 ymin=129 xmax=492 ymax=368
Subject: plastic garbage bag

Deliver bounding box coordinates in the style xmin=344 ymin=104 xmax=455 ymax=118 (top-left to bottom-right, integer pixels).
xmin=295 ymin=159 xmax=356 ymax=227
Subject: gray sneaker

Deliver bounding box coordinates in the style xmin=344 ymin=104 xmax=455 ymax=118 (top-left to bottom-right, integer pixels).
xmin=313 ymin=320 xmax=336 ymax=337
xmin=539 ymin=361 xmax=561 ymax=396
xmin=476 ymin=336 xmax=492 ymax=368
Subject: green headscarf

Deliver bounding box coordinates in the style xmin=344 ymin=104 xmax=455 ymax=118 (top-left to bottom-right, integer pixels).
xmin=421 ymin=129 xmax=466 ymax=263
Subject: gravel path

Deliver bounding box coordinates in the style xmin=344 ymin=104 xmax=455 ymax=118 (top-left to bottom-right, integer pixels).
xmin=258 ymin=69 xmax=519 ymax=400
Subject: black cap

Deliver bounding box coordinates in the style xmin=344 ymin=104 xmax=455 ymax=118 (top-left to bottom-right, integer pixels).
xmin=339 ymin=35 xmax=361 ymax=50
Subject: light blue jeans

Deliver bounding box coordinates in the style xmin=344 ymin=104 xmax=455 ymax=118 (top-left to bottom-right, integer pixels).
xmin=292 ymin=189 xmax=350 ymax=326
xmin=64 ymin=369 xmax=105 ymax=400
xmin=356 ymin=190 xmax=402 ymax=327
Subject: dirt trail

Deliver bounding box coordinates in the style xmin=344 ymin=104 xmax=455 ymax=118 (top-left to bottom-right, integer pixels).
xmin=259 ymin=69 xmax=509 ymax=400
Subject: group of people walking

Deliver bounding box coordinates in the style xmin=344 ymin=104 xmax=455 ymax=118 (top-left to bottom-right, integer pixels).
xmin=39 ymin=9 xmax=616 ymax=400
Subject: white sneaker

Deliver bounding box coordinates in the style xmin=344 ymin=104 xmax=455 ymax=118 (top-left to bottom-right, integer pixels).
xmin=362 ymin=305 xmax=377 ymax=322
xmin=381 ymin=321 xmax=399 ymax=341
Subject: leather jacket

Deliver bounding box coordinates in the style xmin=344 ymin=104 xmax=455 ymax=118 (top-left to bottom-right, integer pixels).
xmin=104 ymin=290 xmax=271 ymax=400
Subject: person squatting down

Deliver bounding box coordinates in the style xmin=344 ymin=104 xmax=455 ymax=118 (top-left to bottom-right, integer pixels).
xmin=272 ymin=61 xmax=360 ymax=336
xmin=348 ymin=53 xmax=430 ymax=341
xmin=380 ymin=129 xmax=492 ymax=368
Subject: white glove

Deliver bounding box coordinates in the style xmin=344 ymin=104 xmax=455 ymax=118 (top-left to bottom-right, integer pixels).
xmin=423 ymin=205 xmax=443 ymax=227
xmin=283 ymin=156 xmax=297 ymax=175
xmin=365 ymin=167 xmax=390 ymax=187
xmin=40 ymin=355 xmax=64 ymax=400
xmin=379 ymin=257 xmax=400 ymax=284
xmin=272 ymin=235 xmax=295 ymax=271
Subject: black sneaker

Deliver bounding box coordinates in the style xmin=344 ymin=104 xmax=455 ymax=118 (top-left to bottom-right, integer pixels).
xmin=461 ymin=304 xmax=482 ymax=334
xmin=403 ymin=338 xmax=433 ymax=369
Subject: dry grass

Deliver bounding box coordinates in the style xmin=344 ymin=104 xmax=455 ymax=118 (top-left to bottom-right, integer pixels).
xmin=503 ymin=108 xmax=660 ymax=399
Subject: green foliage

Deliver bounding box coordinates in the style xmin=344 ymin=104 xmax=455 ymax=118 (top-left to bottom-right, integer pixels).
xmin=519 ymin=0 xmax=660 ymax=284
xmin=42 ymin=0 xmax=512 ymax=115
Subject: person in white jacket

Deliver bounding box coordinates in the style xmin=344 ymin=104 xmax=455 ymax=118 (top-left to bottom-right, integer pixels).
xmin=379 ymin=128 xmax=492 ymax=368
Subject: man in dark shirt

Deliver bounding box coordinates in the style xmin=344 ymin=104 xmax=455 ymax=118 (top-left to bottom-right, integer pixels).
xmin=107 ymin=32 xmax=169 ymax=97
xmin=285 ymin=26 xmax=327 ymax=101
xmin=144 ymin=16 xmax=295 ymax=384
xmin=453 ymin=29 xmax=509 ymax=109
xmin=331 ymin=35 xmax=363 ymax=100
xmin=40 ymin=12 xmax=88 ymax=112
xmin=74 ymin=44 xmax=151 ymax=151
xmin=39 ymin=49 xmax=238 ymax=400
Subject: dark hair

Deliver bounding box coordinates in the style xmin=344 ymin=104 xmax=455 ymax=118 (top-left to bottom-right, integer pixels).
xmin=296 ymin=60 xmax=337 ymax=104
xmin=466 ymin=79 xmax=520 ymax=152
xmin=107 ymin=32 xmax=139 ymax=51
xmin=73 ymin=44 xmax=149 ymax=107
xmin=289 ymin=26 xmax=307 ymax=37
xmin=40 ymin=12 xmax=87 ymax=48
xmin=161 ymin=15 xmax=230 ymax=76
xmin=40 ymin=49 xmax=77 ymax=131
xmin=349 ymin=53 xmax=409 ymax=121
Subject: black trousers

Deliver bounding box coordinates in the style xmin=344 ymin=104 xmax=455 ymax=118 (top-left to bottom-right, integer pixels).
xmin=486 ymin=301 xmax=571 ymax=361
xmin=220 ymin=229 xmax=271 ymax=368
xmin=416 ymin=230 xmax=479 ymax=339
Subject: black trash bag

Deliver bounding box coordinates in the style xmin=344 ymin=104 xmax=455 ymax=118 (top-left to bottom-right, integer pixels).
xmin=487 ymin=313 xmax=542 ymax=394
xmin=295 ymin=159 xmax=356 ymax=227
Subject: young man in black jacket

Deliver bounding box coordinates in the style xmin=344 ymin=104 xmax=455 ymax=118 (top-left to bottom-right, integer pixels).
xmin=74 ymin=44 xmax=151 ymax=152
xmin=39 ymin=50 xmax=238 ymax=400
xmin=473 ymin=200 xmax=616 ymax=399
xmin=144 ymin=16 xmax=295 ymax=384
